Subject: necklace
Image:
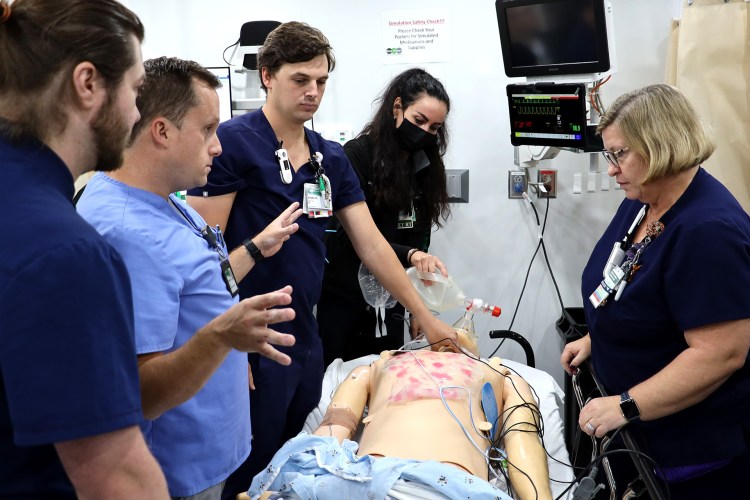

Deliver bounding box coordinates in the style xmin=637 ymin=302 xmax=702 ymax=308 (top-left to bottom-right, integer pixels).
xmin=621 ymin=220 xmax=664 ymax=281
xmin=590 ymin=208 xmax=665 ymax=308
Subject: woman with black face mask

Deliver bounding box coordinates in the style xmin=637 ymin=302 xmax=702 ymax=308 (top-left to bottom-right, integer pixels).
xmin=317 ymin=68 xmax=452 ymax=366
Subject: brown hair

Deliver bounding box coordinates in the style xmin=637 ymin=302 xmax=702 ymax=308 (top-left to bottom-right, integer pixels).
xmin=597 ymin=84 xmax=716 ymax=184
xmin=257 ymin=21 xmax=335 ymax=92
xmin=0 ymin=0 xmax=145 ymax=141
xmin=130 ymin=57 xmax=220 ymax=142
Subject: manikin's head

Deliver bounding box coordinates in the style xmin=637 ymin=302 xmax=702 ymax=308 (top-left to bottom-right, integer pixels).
xmin=438 ymin=328 xmax=480 ymax=357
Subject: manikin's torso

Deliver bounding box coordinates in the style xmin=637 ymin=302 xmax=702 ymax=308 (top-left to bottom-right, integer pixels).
xmin=357 ymin=350 xmax=504 ymax=479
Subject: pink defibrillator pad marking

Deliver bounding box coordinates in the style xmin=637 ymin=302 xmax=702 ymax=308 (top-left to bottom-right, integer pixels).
xmin=385 ymin=351 xmax=484 ymax=403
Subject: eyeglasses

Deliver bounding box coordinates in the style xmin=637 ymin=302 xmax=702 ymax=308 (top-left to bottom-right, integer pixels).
xmin=601 ymin=147 xmax=629 ymax=167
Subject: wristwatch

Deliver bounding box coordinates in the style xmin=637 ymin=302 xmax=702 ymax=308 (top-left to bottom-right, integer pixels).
xmin=243 ymin=238 xmax=264 ymax=262
xmin=619 ymin=391 xmax=641 ymax=422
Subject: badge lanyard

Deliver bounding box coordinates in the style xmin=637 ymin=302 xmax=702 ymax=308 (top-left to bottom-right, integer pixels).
xmin=169 ymin=198 xmax=239 ymax=297
xmin=589 ymin=205 xmax=664 ymax=308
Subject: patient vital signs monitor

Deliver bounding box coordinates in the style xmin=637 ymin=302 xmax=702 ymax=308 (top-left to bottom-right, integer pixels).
xmin=506 ymin=82 xmax=587 ymax=149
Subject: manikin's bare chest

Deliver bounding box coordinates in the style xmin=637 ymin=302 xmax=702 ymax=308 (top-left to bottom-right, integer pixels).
xmin=378 ymin=351 xmax=485 ymax=404
xmin=359 ymin=351 xmax=494 ymax=478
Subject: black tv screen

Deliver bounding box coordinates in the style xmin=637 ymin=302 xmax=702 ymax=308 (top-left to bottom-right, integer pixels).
xmin=507 ymin=82 xmax=587 ymax=148
xmin=496 ymin=0 xmax=611 ymax=78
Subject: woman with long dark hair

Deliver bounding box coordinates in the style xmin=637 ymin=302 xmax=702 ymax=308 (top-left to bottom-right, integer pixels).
xmin=318 ymin=68 xmax=452 ymax=365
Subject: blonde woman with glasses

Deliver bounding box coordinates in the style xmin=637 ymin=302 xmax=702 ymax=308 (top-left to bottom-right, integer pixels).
xmin=562 ymin=84 xmax=750 ymax=500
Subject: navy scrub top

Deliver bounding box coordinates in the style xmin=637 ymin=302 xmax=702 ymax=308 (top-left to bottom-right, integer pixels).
xmin=188 ymin=109 xmax=365 ymax=346
xmin=581 ymin=168 xmax=750 ymax=466
xmin=0 ymin=135 xmax=142 ymax=497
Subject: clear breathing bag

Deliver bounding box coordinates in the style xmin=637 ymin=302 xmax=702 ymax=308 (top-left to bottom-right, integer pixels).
xmin=357 ymin=263 xmax=397 ymax=338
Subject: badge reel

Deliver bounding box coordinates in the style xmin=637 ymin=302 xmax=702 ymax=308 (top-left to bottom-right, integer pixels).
xmin=589 ymin=242 xmax=626 ymax=308
xmin=589 ymin=206 xmax=647 ymax=308
xmin=276 ymin=145 xmax=293 ymax=184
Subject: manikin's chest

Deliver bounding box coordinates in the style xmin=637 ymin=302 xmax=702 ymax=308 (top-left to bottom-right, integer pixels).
xmin=377 ymin=351 xmax=485 ymax=404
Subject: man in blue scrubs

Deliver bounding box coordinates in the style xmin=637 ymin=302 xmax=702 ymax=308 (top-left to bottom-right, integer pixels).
xmin=78 ymin=57 xmax=302 ymax=500
xmin=0 ymin=0 xmax=169 ymax=497
xmin=187 ymin=21 xmax=458 ymax=498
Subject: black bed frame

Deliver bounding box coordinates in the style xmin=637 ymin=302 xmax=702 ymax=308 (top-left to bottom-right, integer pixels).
xmin=557 ymin=308 xmax=669 ymax=500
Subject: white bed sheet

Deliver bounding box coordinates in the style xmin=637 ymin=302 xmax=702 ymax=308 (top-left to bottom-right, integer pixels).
xmin=303 ymin=355 xmax=575 ymax=499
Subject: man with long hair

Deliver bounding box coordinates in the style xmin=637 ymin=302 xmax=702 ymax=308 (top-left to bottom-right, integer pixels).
xmin=0 ymin=0 xmax=168 ymax=497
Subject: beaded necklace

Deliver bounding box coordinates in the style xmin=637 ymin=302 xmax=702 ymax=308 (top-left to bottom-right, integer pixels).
xmin=619 ymin=220 xmax=665 ymax=283
xmin=589 ymin=209 xmax=665 ymax=308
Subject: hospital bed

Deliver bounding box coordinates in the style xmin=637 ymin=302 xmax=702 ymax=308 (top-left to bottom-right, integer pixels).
xmin=570 ymin=361 xmax=669 ymax=500
xmin=295 ymin=344 xmax=576 ymax=499
xmin=559 ymin=307 xmax=668 ymax=500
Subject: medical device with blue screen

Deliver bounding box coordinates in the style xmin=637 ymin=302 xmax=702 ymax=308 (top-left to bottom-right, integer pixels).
xmin=506 ymin=82 xmax=587 ymax=149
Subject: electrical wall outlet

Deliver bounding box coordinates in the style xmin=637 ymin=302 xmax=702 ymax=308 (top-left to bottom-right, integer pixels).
xmin=508 ymin=170 xmax=527 ymax=199
xmin=538 ymin=169 xmax=557 ymax=198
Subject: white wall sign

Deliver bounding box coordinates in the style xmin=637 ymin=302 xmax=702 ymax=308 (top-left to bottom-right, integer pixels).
xmin=382 ymin=8 xmax=450 ymax=64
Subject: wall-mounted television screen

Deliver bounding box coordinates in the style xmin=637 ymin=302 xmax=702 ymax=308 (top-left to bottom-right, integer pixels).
xmin=496 ymin=0 xmax=611 ymax=78
xmin=507 ymin=82 xmax=587 ymax=148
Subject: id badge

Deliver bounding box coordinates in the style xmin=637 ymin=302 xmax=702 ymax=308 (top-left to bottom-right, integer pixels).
xmin=302 ymin=178 xmax=332 ymax=218
xmin=603 ymin=242 xmax=625 ymax=279
xmin=397 ymin=203 xmax=415 ymax=229
xmin=589 ymin=265 xmax=625 ymax=308
xmin=220 ymin=258 xmax=239 ymax=297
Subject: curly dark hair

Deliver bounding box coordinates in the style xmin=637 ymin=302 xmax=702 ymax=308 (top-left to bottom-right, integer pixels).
xmin=361 ymin=68 xmax=451 ymax=228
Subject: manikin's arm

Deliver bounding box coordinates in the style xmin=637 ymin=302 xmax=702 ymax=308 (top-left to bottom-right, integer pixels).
xmin=489 ymin=358 xmax=552 ymax=500
xmin=312 ymin=364 xmax=371 ymax=443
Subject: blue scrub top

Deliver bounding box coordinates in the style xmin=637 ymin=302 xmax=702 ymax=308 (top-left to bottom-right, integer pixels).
xmin=581 ymin=168 xmax=750 ymax=466
xmin=187 ymin=109 xmax=365 ymax=346
xmin=0 ymin=136 xmax=142 ymax=497
xmin=78 ymin=173 xmax=251 ymax=496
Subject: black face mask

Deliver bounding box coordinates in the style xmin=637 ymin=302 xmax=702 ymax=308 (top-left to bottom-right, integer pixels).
xmin=396 ymin=117 xmax=437 ymax=153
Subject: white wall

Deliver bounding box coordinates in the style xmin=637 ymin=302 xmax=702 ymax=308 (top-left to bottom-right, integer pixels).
xmin=122 ymin=0 xmax=676 ymax=386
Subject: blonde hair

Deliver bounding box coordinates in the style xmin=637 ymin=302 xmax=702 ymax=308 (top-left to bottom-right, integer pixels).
xmin=597 ymin=84 xmax=716 ymax=184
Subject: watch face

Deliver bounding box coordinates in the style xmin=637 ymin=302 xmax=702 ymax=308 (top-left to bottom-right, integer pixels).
xmin=621 ymin=394 xmax=640 ymax=421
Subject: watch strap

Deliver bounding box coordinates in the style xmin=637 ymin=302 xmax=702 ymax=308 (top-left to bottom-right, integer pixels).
xmin=243 ymin=238 xmax=264 ymax=262
xmin=620 ymin=391 xmax=641 ymax=422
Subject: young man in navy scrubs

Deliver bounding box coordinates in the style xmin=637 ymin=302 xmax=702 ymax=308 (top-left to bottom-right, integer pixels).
xmin=0 ymin=0 xmax=168 ymax=497
xmin=78 ymin=57 xmax=301 ymax=500
xmin=187 ymin=21 xmax=458 ymax=498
